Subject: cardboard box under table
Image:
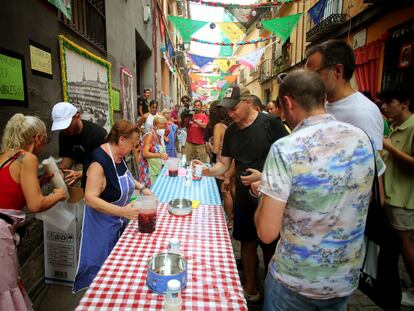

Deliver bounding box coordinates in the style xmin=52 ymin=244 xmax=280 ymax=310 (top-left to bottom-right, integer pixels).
xmin=42 ymin=187 xmax=84 ymax=286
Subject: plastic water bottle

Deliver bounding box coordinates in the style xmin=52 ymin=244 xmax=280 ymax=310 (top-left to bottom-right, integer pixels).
xmin=164 ymin=279 xmax=182 ymax=311
xmin=181 ymin=154 xmax=187 ymax=168
xmin=168 ymin=238 xmax=181 ymax=255
xmin=185 ymin=168 xmax=192 ymax=187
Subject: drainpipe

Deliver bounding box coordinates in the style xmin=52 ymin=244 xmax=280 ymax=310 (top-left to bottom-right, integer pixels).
xmin=153 ymin=0 xmax=158 ymax=102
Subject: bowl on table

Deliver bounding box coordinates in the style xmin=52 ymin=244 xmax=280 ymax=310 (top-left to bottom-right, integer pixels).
xmin=168 ymin=199 xmax=193 ymax=216
xmin=146 ymin=252 xmax=187 ymax=294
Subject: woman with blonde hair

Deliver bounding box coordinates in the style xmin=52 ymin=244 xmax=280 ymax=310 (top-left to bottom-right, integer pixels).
xmin=161 ymin=108 xmax=178 ymax=158
xmin=139 ymin=115 xmax=169 ymax=187
xmin=74 ymin=119 xmax=153 ymax=291
xmin=0 ymin=114 xmax=67 ymax=310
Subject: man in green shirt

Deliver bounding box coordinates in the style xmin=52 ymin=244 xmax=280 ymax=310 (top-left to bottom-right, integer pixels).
xmin=380 ymin=89 xmax=414 ymax=305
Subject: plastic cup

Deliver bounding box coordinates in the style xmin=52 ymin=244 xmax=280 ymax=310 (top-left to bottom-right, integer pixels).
xmin=167 ymin=158 xmax=180 ymax=177
xmin=193 ymin=164 xmax=203 ymax=180
xmin=133 ymin=196 xmax=158 ymax=233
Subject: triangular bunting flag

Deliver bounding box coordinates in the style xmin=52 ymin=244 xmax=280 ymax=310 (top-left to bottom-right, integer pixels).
xmin=206 ymin=75 xmax=221 ymax=83
xmin=219 ymin=33 xmax=234 ymax=57
xmin=262 ymin=13 xmax=303 ymax=44
xmin=217 ymin=22 xmax=245 ymax=42
xmin=188 ymin=53 xmax=215 ymax=68
xmin=224 ymin=75 xmax=237 ymax=84
xmin=238 ymin=48 xmax=265 ymax=70
xmin=168 ymin=16 xmax=208 ymax=42
xmin=215 ymin=59 xmax=237 ymax=73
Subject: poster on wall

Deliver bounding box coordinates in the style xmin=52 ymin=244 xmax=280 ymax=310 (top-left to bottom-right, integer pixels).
xmin=0 ymin=48 xmax=27 ymax=106
xmin=59 ymin=35 xmax=113 ymax=131
xmin=29 ymin=41 xmax=53 ymax=79
xmin=121 ymin=67 xmax=135 ymax=123
xmin=399 ymin=42 xmax=412 ymax=69
xmin=112 ymin=88 xmax=120 ymax=112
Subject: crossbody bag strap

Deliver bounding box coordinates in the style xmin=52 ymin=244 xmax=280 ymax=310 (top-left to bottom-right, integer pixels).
xmin=360 ymin=130 xmax=380 ymax=268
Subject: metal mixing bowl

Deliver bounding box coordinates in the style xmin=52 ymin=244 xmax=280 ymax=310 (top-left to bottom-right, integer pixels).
xmin=146 ymin=253 xmax=187 ymax=293
xmin=168 ymin=198 xmax=193 ymax=216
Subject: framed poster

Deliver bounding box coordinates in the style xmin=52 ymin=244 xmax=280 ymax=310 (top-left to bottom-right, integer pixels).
xmin=399 ymin=42 xmax=412 ymax=69
xmin=59 ymin=35 xmax=113 ymax=130
xmin=0 ymin=48 xmax=27 ymax=106
xmin=121 ymin=67 xmax=135 ymax=122
xmin=112 ymin=88 xmax=120 ymax=112
xmin=29 ymin=40 xmax=53 ymax=79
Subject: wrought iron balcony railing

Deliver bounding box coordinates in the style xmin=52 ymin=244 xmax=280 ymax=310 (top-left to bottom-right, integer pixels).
xmin=306 ymin=0 xmax=346 ymax=42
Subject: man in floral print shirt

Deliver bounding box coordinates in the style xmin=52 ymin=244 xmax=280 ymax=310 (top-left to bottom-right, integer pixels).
xmin=254 ymin=69 xmax=385 ymax=311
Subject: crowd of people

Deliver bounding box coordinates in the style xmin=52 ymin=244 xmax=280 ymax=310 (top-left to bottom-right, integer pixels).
xmin=0 ymin=38 xmax=413 ymax=310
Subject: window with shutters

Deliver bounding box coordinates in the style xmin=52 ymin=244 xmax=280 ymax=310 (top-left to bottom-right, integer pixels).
xmin=58 ymin=0 xmax=106 ymax=51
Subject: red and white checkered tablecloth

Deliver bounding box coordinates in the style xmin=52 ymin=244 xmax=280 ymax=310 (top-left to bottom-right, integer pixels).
xmin=76 ymin=203 xmax=247 ymax=310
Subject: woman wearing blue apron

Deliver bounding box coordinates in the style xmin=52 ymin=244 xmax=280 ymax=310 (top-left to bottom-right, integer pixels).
xmin=73 ymin=120 xmax=153 ymax=292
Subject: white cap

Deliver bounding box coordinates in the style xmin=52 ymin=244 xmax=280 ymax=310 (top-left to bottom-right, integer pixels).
xmin=167 ymin=279 xmax=181 ymax=291
xmin=51 ymin=102 xmax=78 ymax=131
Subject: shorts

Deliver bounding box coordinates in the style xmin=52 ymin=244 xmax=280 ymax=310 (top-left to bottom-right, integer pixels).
xmin=185 ymin=142 xmax=207 ymax=162
xmin=385 ymin=204 xmax=414 ymax=231
xmin=263 ymin=273 xmax=350 ymax=311
xmin=232 ymin=178 xmax=259 ymax=241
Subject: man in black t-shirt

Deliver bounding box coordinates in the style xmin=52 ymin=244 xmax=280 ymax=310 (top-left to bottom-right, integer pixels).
xmin=199 ymin=85 xmax=288 ymax=302
xmin=51 ymin=102 xmax=107 ymax=187
xmin=138 ymin=88 xmax=151 ymax=116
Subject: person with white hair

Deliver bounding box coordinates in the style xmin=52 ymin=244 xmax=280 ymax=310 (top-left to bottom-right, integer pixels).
xmin=0 ymin=114 xmax=67 ymax=310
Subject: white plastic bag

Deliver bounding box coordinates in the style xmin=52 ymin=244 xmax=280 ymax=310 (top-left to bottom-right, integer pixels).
xmin=42 ymin=157 xmax=68 ymax=193
xmin=36 ymin=202 xmax=75 ymax=231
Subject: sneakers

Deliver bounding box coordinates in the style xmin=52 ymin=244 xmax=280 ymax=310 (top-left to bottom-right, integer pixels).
xmin=402 ymin=290 xmax=414 ymax=307
xmin=243 ymin=290 xmax=261 ymax=302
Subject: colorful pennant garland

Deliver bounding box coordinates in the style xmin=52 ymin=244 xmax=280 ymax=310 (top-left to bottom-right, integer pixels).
xmin=188 ymin=0 xmax=298 ymax=9
xmin=192 ymin=35 xmax=277 ymax=46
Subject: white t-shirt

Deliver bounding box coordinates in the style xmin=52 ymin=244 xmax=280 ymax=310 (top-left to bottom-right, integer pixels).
xmin=325 ymin=92 xmax=384 ymax=150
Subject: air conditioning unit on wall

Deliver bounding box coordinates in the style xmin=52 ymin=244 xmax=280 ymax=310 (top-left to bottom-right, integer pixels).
xmin=143 ymin=5 xmax=151 ymax=23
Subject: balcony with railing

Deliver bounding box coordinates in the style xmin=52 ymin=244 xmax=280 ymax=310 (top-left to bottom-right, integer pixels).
xmin=306 ymin=0 xmax=346 ymax=42
xmin=259 ymin=59 xmax=272 ymax=83
xmin=272 ymin=39 xmax=291 ymax=75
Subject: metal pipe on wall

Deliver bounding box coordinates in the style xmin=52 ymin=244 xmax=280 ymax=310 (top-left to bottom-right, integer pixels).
xmin=153 ymin=0 xmax=158 ymax=101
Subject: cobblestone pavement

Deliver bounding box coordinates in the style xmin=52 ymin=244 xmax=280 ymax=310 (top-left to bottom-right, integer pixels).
xmin=231 ymin=237 xmax=414 ymax=311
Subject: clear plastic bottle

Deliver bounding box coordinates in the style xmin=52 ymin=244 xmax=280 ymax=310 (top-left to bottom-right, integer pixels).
xmin=164 ymin=279 xmax=182 ymax=311
xmin=181 ymin=154 xmax=187 ymax=168
xmin=185 ymin=168 xmax=192 ymax=187
xmin=168 ymin=238 xmax=181 ymax=255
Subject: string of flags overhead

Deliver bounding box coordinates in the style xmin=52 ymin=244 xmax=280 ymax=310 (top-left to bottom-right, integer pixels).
xmin=168 ymin=13 xmax=303 ymax=46
xmin=188 ymin=0 xmax=300 ymax=9
xmin=169 ymin=4 xmax=305 ymax=103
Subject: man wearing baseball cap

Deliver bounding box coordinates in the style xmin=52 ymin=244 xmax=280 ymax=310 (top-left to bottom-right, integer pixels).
xmin=198 ymin=85 xmax=288 ymax=302
xmin=51 ymin=102 xmax=107 ymax=187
